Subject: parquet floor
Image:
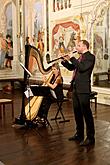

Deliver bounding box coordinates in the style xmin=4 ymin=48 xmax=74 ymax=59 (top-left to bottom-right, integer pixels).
xmin=0 ymin=89 xmax=110 ymax=165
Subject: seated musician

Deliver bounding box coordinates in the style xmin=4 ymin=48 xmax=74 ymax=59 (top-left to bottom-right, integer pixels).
xmin=36 ymin=63 xmax=64 ymax=126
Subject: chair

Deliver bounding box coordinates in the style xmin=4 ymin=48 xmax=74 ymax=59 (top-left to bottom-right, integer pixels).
xmin=51 ymin=97 xmax=70 ymax=123
xmin=0 ymin=99 xmax=14 ymax=119
xmin=90 ymin=91 xmax=98 ymax=114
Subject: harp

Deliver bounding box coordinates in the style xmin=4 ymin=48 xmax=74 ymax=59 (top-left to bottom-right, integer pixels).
xmin=15 ymin=45 xmax=52 ymax=124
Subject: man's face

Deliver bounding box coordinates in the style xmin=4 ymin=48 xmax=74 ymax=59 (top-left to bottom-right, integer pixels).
xmin=76 ymin=41 xmax=85 ymax=54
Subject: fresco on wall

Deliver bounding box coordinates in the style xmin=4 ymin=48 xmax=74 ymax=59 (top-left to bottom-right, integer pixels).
xmin=52 ymin=21 xmax=80 ymax=83
xmin=52 ymin=21 xmax=80 ymax=59
xmin=0 ymin=3 xmax=13 ymax=70
xmin=93 ymin=32 xmax=103 ymax=72
xmin=25 ymin=1 xmax=45 ymax=77
xmin=6 ymin=4 xmax=12 ymax=36
xmin=33 ymin=1 xmax=44 ymax=57
xmin=93 ymin=27 xmax=108 ymax=73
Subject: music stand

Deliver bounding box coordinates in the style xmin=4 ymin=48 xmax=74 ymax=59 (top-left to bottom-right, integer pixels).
xmin=20 ymin=62 xmax=34 ymax=120
xmin=30 ymin=85 xmax=51 ymax=96
xmin=20 ymin=62 xmax=43 ymax=142
xmin=30 ymin=85 xmax=53 ymax=130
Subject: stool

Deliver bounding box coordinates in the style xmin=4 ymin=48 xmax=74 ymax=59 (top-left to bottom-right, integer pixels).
xmin=0 ymin=99 xmax=14 ymax=119
xmin=90 ymin=91 xmax=98 ymax=114
xmin=51 ymin=97 xmax=70 ymax=123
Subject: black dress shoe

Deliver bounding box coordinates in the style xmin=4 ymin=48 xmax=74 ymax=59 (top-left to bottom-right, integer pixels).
xmin=80 ymin=138 xmax=95 ymax=146
xmin=68 ymin=133 xmax=84 ymax=142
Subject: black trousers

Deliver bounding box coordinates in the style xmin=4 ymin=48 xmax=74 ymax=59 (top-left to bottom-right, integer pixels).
xmin=37 ymin=94 xmax=55 ymax=119
xmin=72 ymin=91 xmax=95 ymax=139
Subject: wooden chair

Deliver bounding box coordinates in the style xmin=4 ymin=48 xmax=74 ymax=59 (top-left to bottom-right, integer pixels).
xmin=0 ymin=99 xmax=14 ymax=119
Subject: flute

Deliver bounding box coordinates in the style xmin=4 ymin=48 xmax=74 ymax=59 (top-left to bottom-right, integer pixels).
xmin=47 ymin=51 xmax=77 ymax=64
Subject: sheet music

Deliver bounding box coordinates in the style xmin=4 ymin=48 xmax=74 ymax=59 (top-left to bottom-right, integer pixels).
xmin=24 ymin=88 xmax=34 ymax=98
xmin=30 ymin=85 xmax=39 ymax=87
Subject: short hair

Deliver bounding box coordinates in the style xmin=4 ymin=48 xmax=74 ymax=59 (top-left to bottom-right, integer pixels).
xmin=6 ymin=34 xmax=11 ymax=39
xmin=81 ymin=40 xmax=89 ymax=49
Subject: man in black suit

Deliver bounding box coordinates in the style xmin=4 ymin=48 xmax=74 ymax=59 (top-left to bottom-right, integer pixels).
xmin=61 ymin=40 xmax=95 ymax=146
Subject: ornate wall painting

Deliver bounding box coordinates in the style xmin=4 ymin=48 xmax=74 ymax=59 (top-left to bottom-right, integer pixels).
xmin=33 ymin=1 xmax=45 ymax=56
xmin=73 ymin=14 xmax=87 ymax=40
xmin=93 ymin=30 xmax=103 ymax=73
xmin=25 ymin=2 xmax=28 ymax=38
xmin=51 ymin=14 xmax=87 ymax=61
xmin=51 ymin=21 xmax=80 ymax=83
xmin=46 ymin=0 xmax=49 ymax=51
xmin=6 ymin=3 xmax=12 ymax=37
xmin=52 ymin=21 xmax=80 ymax=59
xmin=0 ymin=3 xmax=13 ymax=70
xmin=28 ymin=1 xmax=46 ymax=78
xmin=93 ymin=28 xmax=109 ymax=74
xmin=89 ymin=1 xmax=110 ymax=74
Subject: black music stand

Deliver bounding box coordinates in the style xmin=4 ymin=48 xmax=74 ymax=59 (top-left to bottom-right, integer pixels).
xmin=19 ymin=63 xmax=43 ymax=142
xmin=30 ymin=85 xmax=53 ymax=130
xmin=30 ymin=85 xmax=50 ymax=96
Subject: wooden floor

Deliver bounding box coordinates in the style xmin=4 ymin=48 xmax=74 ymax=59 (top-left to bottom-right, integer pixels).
xmin=0 ymin=89 xmax=110 ymax=165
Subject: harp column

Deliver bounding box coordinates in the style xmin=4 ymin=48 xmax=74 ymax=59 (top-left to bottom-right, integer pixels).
xmin=16 ymin=0 xmax=25 ymax=63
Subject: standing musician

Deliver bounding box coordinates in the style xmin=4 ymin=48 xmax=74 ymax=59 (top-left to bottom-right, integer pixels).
xmin=61 ymin=40 xmax=95 ymax=146
xmin=35 ymin=63 xmax=64 ymax=126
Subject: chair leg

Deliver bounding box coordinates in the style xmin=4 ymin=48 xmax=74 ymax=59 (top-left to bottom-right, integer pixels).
xmin=45 ymin=118 xmax=53 ymax=130
xmin=90 ymin=96 xmax=97 ymax=116
xmin=3 ymin=104 xmax=5 ymax=117
xmin=95 ymin=97 xmax=97 ymax=114
xmin=59 ymin=108 xmax=70 ymax=123
xmin=11 ymin=101 xmax=14 ymax=118
xmin=51 ymin=102 xmax=70 ymax=123
xmin=51 ymin=109 xmax=61 ymax=121
xmin=51 ymin=103 xmax=62 ymax=121
xmin=0 ymin=105 xmax=2 ymax=118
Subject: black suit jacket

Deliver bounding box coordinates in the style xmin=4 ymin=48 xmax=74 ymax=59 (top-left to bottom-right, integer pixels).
xmin=61 ymin=51 xmax=95 ymax=93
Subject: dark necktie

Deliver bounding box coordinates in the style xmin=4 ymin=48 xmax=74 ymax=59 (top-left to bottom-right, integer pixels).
xmin=71 ymin=54 xmax=83 ymax=81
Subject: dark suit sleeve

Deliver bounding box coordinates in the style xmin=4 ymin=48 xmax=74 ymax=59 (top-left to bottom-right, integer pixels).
xmin=61 ymin=57 xmax=76 ymax=71
xmin=70 ymin=54 xmax=95 ymax=73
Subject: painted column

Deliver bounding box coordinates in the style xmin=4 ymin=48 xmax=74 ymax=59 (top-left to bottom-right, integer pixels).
xmin=16 ymin=0 xmax=25 ymax=63
xmin=12 ymin=2 xmax=17 ymax=62
xmin=27 ymin=0 xmax=33 ymax=39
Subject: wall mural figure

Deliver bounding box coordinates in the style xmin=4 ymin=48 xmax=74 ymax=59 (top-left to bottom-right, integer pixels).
xmin=0 ymin=3 xmax=13 ymax=70
xmin=6 ymin=3 xmax=12 ymax=37
xmin=52 ymin=21 xmax=80 ymax=59
xmin=4 ymin=34 xmax=13 ymax=69
xmin=93 ymin=33 xmax=103 ymax=71
xmin=58 ymin=36 xmax=66 ymax=53
xmin=33 ymin=1 xmax=44 ymax=57
xmin=52 ymin=21 xmax=80 ymax=83
xmin=0 ymin=33 xmax=6 ymax=69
